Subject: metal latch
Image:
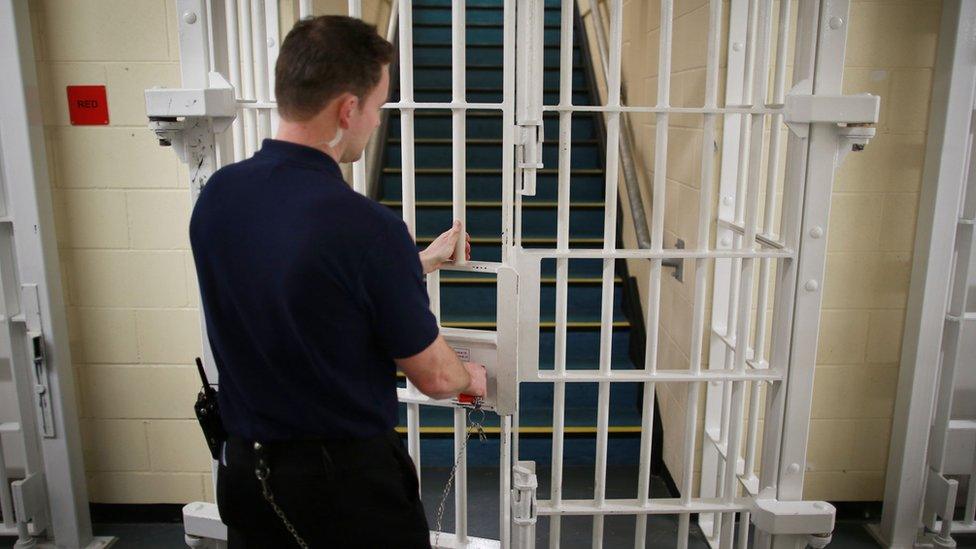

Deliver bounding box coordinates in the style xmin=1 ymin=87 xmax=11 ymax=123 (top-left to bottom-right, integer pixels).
xmin=516 ymin=120 xmax=544 ymax=197
xmin=512 ymin=460 xmax=538 ymax=526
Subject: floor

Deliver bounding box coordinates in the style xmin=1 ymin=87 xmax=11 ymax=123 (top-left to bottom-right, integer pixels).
xmin=2 ymin=466 xmax=947 ymax=548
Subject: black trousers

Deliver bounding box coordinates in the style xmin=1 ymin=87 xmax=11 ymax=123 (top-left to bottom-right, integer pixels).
xmin=216 ymin=430 xmax=431 ymax=548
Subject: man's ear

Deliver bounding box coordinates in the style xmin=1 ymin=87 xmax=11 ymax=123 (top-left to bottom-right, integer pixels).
xmin=337 ymin=93 xmax=359 ymax=129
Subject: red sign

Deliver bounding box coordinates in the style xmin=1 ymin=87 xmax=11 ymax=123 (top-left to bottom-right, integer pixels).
xmin=66 ymin=86 xmax=109 ymax=125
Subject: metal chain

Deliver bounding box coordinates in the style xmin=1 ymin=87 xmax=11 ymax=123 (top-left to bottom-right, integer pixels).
xmin=433 ymin=405 xmax=487 ymax=548
xmin=255 ymin=454 xmax=310 ymax=549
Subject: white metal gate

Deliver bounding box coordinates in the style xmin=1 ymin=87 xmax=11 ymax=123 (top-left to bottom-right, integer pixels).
xmin=150 ymin=0 xmax=878 ymax=547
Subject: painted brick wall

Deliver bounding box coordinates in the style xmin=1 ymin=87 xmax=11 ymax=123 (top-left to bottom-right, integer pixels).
xmin=29 ymin=0 xmax=390 ymax=504
xmin=583 ymin=0 xmax=940 ymax=501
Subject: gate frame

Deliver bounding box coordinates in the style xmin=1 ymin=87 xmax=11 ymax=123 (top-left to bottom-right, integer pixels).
xmin=152 ymin=1 xmax=879 ymax=548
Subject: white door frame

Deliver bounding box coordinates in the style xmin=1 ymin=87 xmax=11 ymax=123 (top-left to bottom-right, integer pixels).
xmin=871 ymin=3 xmax=976 ymax=547
xmin=0 ymin=1 xmax=111 ymax=547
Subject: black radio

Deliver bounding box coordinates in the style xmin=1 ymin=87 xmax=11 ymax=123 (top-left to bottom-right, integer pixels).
xmin=193 ymin=357 xmax=227 ymax=460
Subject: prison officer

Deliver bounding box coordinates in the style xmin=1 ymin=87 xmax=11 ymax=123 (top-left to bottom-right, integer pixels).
xmin=189 ymin=15 xmax=486 ymax=548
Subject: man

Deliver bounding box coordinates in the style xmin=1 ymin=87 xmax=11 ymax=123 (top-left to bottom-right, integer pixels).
xmin=189 ymin=15 xmax=486 ymax=548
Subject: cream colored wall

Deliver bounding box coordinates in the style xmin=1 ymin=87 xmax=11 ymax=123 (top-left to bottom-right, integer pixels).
xmin=29 ymin=0 xmax=390 ymax=504
xmin=583 ymin=0 xmax=940 ymax=501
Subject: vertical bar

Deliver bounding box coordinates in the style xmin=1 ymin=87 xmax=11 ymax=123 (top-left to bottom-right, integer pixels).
xmin=633 ymin=0 xmax=672 ymax=546
xmin=239 ymin=0 xmax=259 ymax=155
xmin=0 ymin=433 xmax=12 ymax=529
xmin=752 ymin=0 xmax=818 ymax=542
xmin=591 ymin=1 xmax=622 ymax=546
xmin=454 ymin=407 xmax=468 ymax=543
xmin=501 ymin=0 xmax=517 ymax=539
xmin=224 ymin=0 xmax=246 ymax=161
xmin=348 ymin=0 xmax=368 ymax=194
xmin=397 ymin=0 xmax=421 ymax=475
xmin=250 ymin=0 xmax=271 ymax=141
xmin=452 ymin=0 xmax=467 ymax=264
xmin=501 ymin=0 xmax=516 ymax=263
xmin=298 ymin=0 xmax=312 ymax=18
xmin=700 ymin=0 xmax=749 ymax=539
xmin=398 ymin=0 xmax=416 ymax=234
xmin=677 ymin=0 xmax=723 ymax=545
xmin=264 ymin=0 xmax=280 ymax=137
xmin=548 ymin=1 xmax=574 ymax=546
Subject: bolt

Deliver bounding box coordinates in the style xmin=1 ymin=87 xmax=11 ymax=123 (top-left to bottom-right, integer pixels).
xmin=809 ymin=226 xmax=823 ymax=239
xmin=805 ymin=279 xmax=819 ymax=292
xmin=267 ymin=37 xmax=276 ymax=48
xmin=828 ymin=16 xmax=844 ymax=30
xmin=732 ymin=42 xmax=744 ymax=52
xmin=182 ymin=11 xmax=198 ymax=24
xmin=852 ymin=143 xmax=865 ymax=152
xmin=788 ymin=462 xmax=800 ymax=474
xmin=253 ymin=442 xmax=262 ymax=450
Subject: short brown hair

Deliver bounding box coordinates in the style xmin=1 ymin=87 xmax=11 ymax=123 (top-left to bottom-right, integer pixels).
xmin=275 ymin=15 xmax=394 ymax=121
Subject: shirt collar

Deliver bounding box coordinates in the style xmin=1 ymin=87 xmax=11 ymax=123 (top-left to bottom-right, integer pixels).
xmin=256 ymin=138 xmax=343 ymax=178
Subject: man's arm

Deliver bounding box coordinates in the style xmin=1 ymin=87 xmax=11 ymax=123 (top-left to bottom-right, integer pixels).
xmin=396 ymin=335 xmax=486 ymax=400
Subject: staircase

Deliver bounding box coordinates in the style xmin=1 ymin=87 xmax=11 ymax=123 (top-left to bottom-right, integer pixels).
xmin=385 ymin=0 xmax=644 ymax=467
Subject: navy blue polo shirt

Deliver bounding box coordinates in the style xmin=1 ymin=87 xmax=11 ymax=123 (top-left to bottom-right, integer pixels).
xmin=189 ymin=139 xmax=439 ymax=442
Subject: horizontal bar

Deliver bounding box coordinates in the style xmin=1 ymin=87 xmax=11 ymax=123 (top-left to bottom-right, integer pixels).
xmin=528 ymin=370 xmax=783 ymax=383
xmin=932 ymin=520 xmax=976 ymax=534
xmin=397 ymin=387 xmax=457 ymax=408
xmin=519 ymin=248 xmax=794 ymax=260
xmin=948 ymin=419 xmax=976 ymax=431
xmin=394 ymin=425 xmax=644 ymax=435
xmin=437 ymin=260 xmax=505 ymax=274
xmin=383 ymin=102 xmax=504 ymax=111
xmin=239 ymin=101 xmax=506 ymax=112
xmin=537 ymin=497 xmax=754 ymax=516
xmin=542 ymin=105 xmax=783 ymax=115
xmin=428 ymin=531 xmax=500 ymax=548
xmin=0 ymin=422 xmax=20 ymax=433
xmin=717 ymin=218 xmax=785 ymax=249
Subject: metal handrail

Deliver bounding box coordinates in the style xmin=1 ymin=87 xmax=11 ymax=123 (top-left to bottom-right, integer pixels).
xmin=584 ymin=0 xmax=652 ymax=250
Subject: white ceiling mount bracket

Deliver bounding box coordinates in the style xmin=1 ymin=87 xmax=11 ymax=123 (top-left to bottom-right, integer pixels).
xmin=751 ymin=498 xmax=836 ymax=548
xmin=145 ymin=71 xmax=238 ymax=163
xmin=783 ymin=79 xmax=880 ymax=161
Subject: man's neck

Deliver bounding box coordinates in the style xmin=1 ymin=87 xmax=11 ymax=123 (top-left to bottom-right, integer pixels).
xmin=275 ymin=120 xmax=343 ymax=164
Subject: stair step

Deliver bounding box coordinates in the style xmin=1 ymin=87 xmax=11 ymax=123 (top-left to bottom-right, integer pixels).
xmin=394 ymin=88 xmax=590 ymax=105
xmin=437 ymin=283 xmax=625 ymax=323
xmin=381 ymin=172 xmax=607 ymax=202
xmin=388 ymin=112 xmax=597 ymax=141
xmin=412 ymin=45 xmax=582 ymax=68
xmin=418 ymin=243 xmax=611 ymax=278
xmin=413 ymin=3 xmax=566 ymax=27
xmin=411 ymin=25 xmax=574 ymax=48
xmin=384 ymin=140 xmax=601 ymax=170
xmin=406 ymin=204 xmax=605 ymax=239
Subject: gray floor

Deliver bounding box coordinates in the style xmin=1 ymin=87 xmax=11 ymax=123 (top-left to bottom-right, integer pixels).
xmin=2 ymin=467 xmax=969 ymax=547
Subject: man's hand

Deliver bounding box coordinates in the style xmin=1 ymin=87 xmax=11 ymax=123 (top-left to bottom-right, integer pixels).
xmin=420 ymin=220 xmax=471 ymax=274
xmin=462 ymin=362 xmax=487 ymax=397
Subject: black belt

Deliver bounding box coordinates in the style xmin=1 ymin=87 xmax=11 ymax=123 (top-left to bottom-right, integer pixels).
xmin=221 ymin=430 xmax=402 ymax=473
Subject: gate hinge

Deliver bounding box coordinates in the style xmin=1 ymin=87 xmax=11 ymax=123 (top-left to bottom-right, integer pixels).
xmin=511 ymin=460 xmax=538 ymax=526
xmin=16 ymin=284 xmax=56 ymax=439
xmin=783 ymin=79 xmax=880 ymax=166
xmin=13 ymin=471 xmax=49 ymax=535
xmin=145 ymin=71 xmax=237 ymax=162
xmin=751 ymin=498 xmax=836 ymax=548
